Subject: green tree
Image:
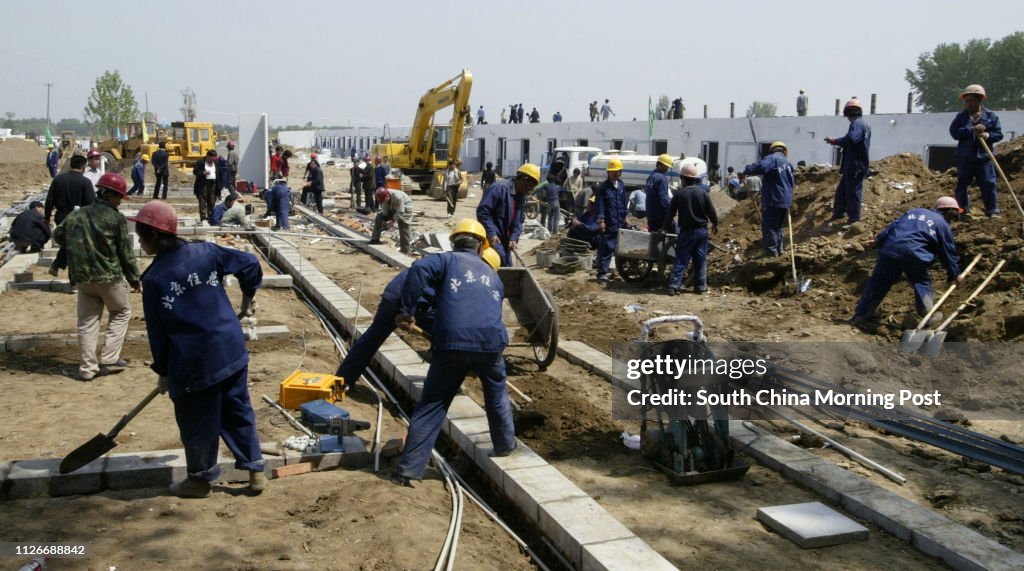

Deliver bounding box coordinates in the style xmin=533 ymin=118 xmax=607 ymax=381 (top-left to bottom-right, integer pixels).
xmin=84 ymin=70 xmax=139 ymax=138
xmin=905 ymin=32 xmax=1024 ymax=112
xmin=3 ymin=111 xmax=14 ymax=128
xmin=746 ymin=101 xmax=777 ymax=118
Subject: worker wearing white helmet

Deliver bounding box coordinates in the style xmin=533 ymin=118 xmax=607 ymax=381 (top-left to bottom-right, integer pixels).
xmin=743 ymin=142 xmax=795 ymax=257
xmin=949 ymin=84 xmax=1004 ymax=218
xmin=664 ymin=164 xmax=719 ymax=296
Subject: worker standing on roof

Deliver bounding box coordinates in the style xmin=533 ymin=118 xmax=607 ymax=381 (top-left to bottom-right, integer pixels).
xmin=743 ymin=142 xmax=794 ymax=258
xmin=130 ymin=200 xmax=267 ymax=498
xmin=645 ymin=154 xmax=674 ymax=233
xmin=594 ymin=158 xmax=627 ymax=282
xmin=664 ymin=164 xmax=718 ymax=296
xmin=335 ymin=244 xmax=500 ymax=391
xmin=850 ymin=197 xmax=963 ymax=329
xmin=797 ymin=89 xmax=809 ymax=116
xmin=391 ymin=220 xmax=516 ymax=486
xmin=825 ymin=98 xmax=871 ymax=228
xmin=128 ymin=154 xmax=148 ymax=196
xmin=950 ymin=84 xmax=1004 ymax=218
xmin=54 ymin=173 xmax=139 ymax=381
xmin=476 ymin=164 xmax=538 ymax=266
xmin=46 ymin=144 xmax=59 ymax=178
xmin=600 ymin=99 xmax=615 ymax=121
xmin=368 ymin=187 xmax=413 ymax=254
xmin=477 ymin=105 xmax=485 ymax=125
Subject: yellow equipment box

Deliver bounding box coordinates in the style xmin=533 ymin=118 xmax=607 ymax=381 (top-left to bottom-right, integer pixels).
xmin=279 ymin=371 xmax=344 ymax=410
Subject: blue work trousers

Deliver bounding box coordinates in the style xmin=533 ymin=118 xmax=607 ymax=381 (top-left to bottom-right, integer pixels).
xmin=955 ymin=159 xmax=999 ymax=215
xmin=854 ymin=255 xmax=934 ymax=318
xmin=668 ymin=227 xmax=709 ymax=292
xmin=274 ymin=189 xmax=291 ymax=230
xmin=545 ymin=201 xmax=561 ymax=234
xmin=395 ymin=350 xmax=516 ymax=480
xmin=596 ymin=233 xmax=618 ymax=278
xmin=761 ymin=206 xmax=787 ymax=257
xmin=490 ymin=240 xmax=513 ymax=267
xmin=833 ymin=170 xmax=865 ymax=222
xmin=172 ymin=366 xmax=264 ymax=482
xmin=128 ymin=180 xmax=145 ymax=196
xmin=335 ymin=298 xmax=400 ymax=388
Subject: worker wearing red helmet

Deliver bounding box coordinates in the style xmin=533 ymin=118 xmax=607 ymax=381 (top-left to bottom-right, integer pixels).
xmin=54 ymin=172 xmax=140 ymax=381
xmin=950 ymin=84 xmax=1004 ymax=218
xmin=825 ymin=99 xmax=871 ymax=228
xmin=130 ymin=200 xmax=267 ymax=498
xmin=367 ymin=186 xmax=413 ymax=254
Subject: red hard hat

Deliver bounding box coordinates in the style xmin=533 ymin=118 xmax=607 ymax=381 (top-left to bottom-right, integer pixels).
xmin=310 ymin=153 xmax=318 ymax=160
xmin=96 ymin=173 xmax=128 ymax=197
xmin=87 ymin=150 xmax=101 ymax=159
xmin=227 ymin=141 xmax=235 ymax=148
xmin=128 ymin=200 xmax=178 ymax=235
xmin=375 ymin=187 xmax=390 ymax=203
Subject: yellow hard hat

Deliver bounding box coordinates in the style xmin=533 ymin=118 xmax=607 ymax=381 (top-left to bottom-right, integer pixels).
xmin=517 ymin=163 xmax=540 ymax=183
xmin=607 ymin=158 xmax=623 ymax=172
xmin=141 ymin=154 xmax=150 ymax=161
xmin=47 ymin=144 xmax=54 ymax=149
xmin=452 ymin=218 xmax=487 ymax=242
xmin=481 ymin=247 xmax=500 ymax=270
xmin=657 ymin=154 xmax=673 ymax=168
xmin=961 ymin=84 xmax=987 ymax=100
xmin=769 ymin=141 xmax=788 ymax=155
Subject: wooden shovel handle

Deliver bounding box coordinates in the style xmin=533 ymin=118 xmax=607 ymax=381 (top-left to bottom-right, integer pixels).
xmin=934 ymin=259 xmax=1005 ymax=332
xmin=915 ymin=253 xmax=981 ymax=329
xmin=107 ymin=386 xmax=162 ymax=439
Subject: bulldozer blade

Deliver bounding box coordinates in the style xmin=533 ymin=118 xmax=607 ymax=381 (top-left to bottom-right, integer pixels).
xmin=921 ymin=331 xmax=947 ymax=358
xmin=59 ymin=433 xmax=117 ymax=474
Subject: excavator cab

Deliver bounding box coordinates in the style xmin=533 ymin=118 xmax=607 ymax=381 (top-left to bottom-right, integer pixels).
xmin=431 ymin=126 xmax=451 ymax=163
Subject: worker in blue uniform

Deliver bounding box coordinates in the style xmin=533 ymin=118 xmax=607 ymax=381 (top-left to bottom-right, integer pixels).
xmin=269 ymin=178 xmax=291 ymax=231
xmin=335 ymin=244 xmax=500 ymax=390
xmin=476 ymin=164 xmax=539 ymax=266
xmin=130 ymin=200 xmax=267 ymax=498
xmin=645 ymin=154 xmax=674 ymax=233
xmin=850 ymin=197 xmax=963 ymax=328
xmin=825 ymin=98 xmax=871 ymax=227
xmin=46 ymin=144 xmax=59 ymax=178
xmin=743 ymin=142 xmax=795 ymax=257
xmin=391 ymin=219 xmax=516 ymax=486
xmin=664 ymin=164 xmax=719 ymax=295
xmin=949 ymin=84 xmax=1004 ymax=217
xmin=568 ymin=195 xmax=600 ymax=248
xmin=594 ymin=158 xmax=627 ymax=282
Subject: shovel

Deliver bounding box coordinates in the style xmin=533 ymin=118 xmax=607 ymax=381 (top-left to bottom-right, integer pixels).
xmin=785 ymin=210 xmax=811 ymax=293
xmin=900 ymin=253 xmax=981 ymax=352
xmin=920 ymin=259 xmax=1005 ymax=357
xmin=59 ymin=386 xmax=162 ymax=474
xmin=979 ymin=137 xmax=1024 ymax=235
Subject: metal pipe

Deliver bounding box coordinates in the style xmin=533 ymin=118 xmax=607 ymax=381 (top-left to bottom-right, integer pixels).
xmin=639 ymin=315 xmax=704 ymax=342
xmin=260 ymin=394 xmax=315 ymax=438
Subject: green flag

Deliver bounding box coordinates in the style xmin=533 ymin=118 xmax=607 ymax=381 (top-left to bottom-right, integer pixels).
xmin=648 ymin=95 xmax=654 ymax=138
xmin=45 ymin=124 xmax=53 ymax=146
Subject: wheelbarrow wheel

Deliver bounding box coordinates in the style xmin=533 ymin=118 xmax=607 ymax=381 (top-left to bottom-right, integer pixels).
xmin=617 ymin=256 xmax=653 ymax=282
xmin=532 ymin=289 xmax=559 ymax=371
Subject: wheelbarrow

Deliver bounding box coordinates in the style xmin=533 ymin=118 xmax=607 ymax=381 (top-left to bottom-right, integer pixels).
xmin=497 ymin=265 xmax=559 ymax=370
xmin=614 ymin=228 xmax=676 ymax=283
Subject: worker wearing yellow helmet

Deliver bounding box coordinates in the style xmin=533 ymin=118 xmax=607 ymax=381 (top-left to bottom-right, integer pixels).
xmin=743 ymin=142 xmax=795 ymax=257
xmin=128 ymin=153 xmax=150 ymax=196
xmin=645 ymin=154 xmax=675 ymax=233
xmin=476 ymin=163 xmax=540 ymax=266
xmin=392 ymin=217 xmax=514 ymax=486
xmin=593 ymin=156 xmax=627 ymax=282
xmin=950 ymin=84 xmax=1004 ymax=218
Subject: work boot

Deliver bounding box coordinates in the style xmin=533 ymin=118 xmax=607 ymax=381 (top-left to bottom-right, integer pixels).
xmin=925 ymin=311 xmax=944 ymax=327
xmin=491 ymin=442 xmax=518 ymax=457
xmin=249 ymin=470 xmax=268 ymax=494
xmin=47 ymin=265 xmax=59 ymax=277
xmin=100 ymin=359 xmax=129 ymax=368
xmin=169 ymin=479 xmax=211 ymax=499
xmin=666 ymin=287 xmax=678 ymax=296
xmin=367 ymin=239 xmax=383 ymax=245
xmin=389 ymin=472 xmax=414 ymax=488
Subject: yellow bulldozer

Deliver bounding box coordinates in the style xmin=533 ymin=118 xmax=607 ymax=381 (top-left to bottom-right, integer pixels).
xmin=96 ymin=120 xmax=217 ymax=172
xmin=371 ymin=69 xmax=473 ymax=198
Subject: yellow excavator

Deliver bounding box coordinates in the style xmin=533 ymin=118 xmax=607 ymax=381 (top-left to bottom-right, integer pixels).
xmin=371 ymin=69 xmax=473 ymax=197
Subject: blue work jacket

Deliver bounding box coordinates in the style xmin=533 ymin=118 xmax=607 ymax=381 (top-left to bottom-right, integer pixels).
xmin=645 ymin=171 xmax=670 ymax=230
xmin=876 ymin=208 xmax=960 ymax=280
xmin=950 ymin=108 xmax=1003 ymax=161
xmin=476 ymin=179 xmax=525 ymax=244
xmin=743 ymin=152 xmax=795 ymax=208
xmin=131 ymin=160 xmax=145 ymax=184
xmin=594 ymin=177 xmax=627 ymax=233
xmin=835 ymin=118 xmax=871 ymax=173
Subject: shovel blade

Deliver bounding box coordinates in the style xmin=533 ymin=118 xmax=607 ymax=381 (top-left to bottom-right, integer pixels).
xmin=921 ymin=331 xmax=947 ymax=358
xmin=900 ymin=329 xmax=929 ymax=352
xmin=59 ymin=433 xmax=117 ymax=474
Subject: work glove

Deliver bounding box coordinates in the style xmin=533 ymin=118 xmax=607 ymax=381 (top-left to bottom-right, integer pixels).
xmin=394 ymin=313 xmax=415 ymax=331
xmin=157 ymin=376 xmax=168 ymax=395
xmin=237 ymin=294 xmax=255 ymax=320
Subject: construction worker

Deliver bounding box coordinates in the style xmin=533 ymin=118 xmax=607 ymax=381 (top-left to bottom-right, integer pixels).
xmin=664 ymin=164 xmax=719 ymax=296
xmin=46 ymin=144 xmax=59 ymax=178
xmin=797 ymin=89 xmax=809 ymax=117
xmin=600 ymin=99 xmax=615 ymax=121
xmin=391 ymin=220 xmax=515 ymax=486
xmin=211 ymin=193 xmax=246 ymax=226
xmin=361 ymin=157 xmax=378 ymax=212
xmin=477 ymin=105 xmax=485 ymax=125
xmin=335 ymin=244 xmax=500 ymax=390
xmin=443 ymin=159 xmax=462 ymax=219
xmin=84 ymin=150 xmax=105 ymax=190
xmin=568 ymin=195 xmax=600 ymax=248
xmin=130 ymin=200 xmax=266 ymax=498
xmin=151 ymin=142 xmax=170 ymax=199
xmin=533 ymin=178 xmax=562 ymax=234
xmin=226 ymin=141 xmax=239 ymax=191
xmin=10 ymin=201 xmax=51 ymax=253
xmin=54 ymin=173 xmax=140 ymax=381
xmin=743 ymin=142 xmax=794 ymax=257
xmin=477 ymin=163 xmax=538 ymax=266
xmin=950 ymin=84 xmax=1004 ymax=218
xmin=302 ymin=154 xmax=325 ymax=213
xmin=566 ymin=168 xmax=585 ymax=216
xmin=645 ymin=154 xmax=674 ymax=232
xmin=368 ymin=187 xmax=413 ymax=254
xmin=193 ymin=150 xmax=220 ymax=223
xmin=850 ymin=197 xmax=963 ymax=328
xmin=825 ymin=99 xmax=871 ymax=227
xmin=270 ymin=146 xmax=283 ymax=179
xmin=44 ymin=154 xmax=95 ymax=277
xmin=594 ymin=158 xmax=627 ymax=282
xmin=269 ymin=178 xmax=292 ymax=231
xmin=482 ymin=161 xmax=497 ymax=192
xmin=128 ymin=154 xmax=148 ymax=196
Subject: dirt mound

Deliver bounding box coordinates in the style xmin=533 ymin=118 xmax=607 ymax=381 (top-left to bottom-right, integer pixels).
xmin=716 ymin=140 xmax=1024 ymax=341
xmin=0 ymin=137 xmax=46 ymax=164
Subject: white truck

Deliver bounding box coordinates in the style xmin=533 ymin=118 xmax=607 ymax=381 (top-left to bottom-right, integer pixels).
xmin=541 ymin=146 xmax=708 ymax=190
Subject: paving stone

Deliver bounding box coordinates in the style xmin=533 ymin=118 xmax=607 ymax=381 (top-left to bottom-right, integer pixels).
xmin=911 ymin=521 xmax=1024 ymax=571
xmin=538 ymin=496 xmax=635 ymax=568
xmin=840 ymin=486 xmax=950 ymax=541
xmin=104 ymin=449 xmax=188 ymax=490
xmin=757 ymin=501 xmax=869 ymax=548
xmin=242 ymin=325 xmax=290 ymax=341
xmin=6 ymin=457 xmax=105 ymax=498
xmin=742 ymin=432 xmax=821 ymax=472
xmin=448 ymin=416 xmax=492 ymax=456
xmin=581 ymin=536 xmax=677 ymax=571
xmin=780 ymin=457 xmax=876 ymax=503
xmin=478 ymin=444 xmax=547 ymax=492
xmin=502 ymin=464 xmax=590 ymax=524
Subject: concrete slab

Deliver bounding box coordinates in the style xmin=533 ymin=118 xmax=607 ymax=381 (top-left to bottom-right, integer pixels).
xmin=780 ymin=457 xmax=877 ymax=503
xmin=502 ymin=464 xmax=589 ymax=524
xmin=538 ymin=496 xmax=636 ymax=568
xmin=5 ymin=457 xmax=106 ymax=498
xmin=581 ymin=536 xmax=679 ymax=571
xmin=840 ymin=486 xmax=951 ymax=542
xmin=912 ymin=521 xmax=1024 ymax=571
xmin=741 ymin=432 xmax=821 ymax=472
xmin=242 ymin=325 xmax=291 ymax=341
xmin=226 ymin=274 xmax=293 ymax=288
xmin=448 ymin=416 xmax=492 ymax=456
xmin=757 ymin=501 xmax=869 ymax=548
xmin=478 ymin=444 xmax=547 ymax=488
xmin=104 ymin=449 xmax=189 ymax=490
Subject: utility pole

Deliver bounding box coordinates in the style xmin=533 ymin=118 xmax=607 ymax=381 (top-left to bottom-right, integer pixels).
xmin=44 ymin=82 xmax=53 ymax=136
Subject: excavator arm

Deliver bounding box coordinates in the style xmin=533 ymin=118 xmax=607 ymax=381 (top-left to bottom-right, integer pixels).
xmin=408 ymin=69 xmax=473 ymax=164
